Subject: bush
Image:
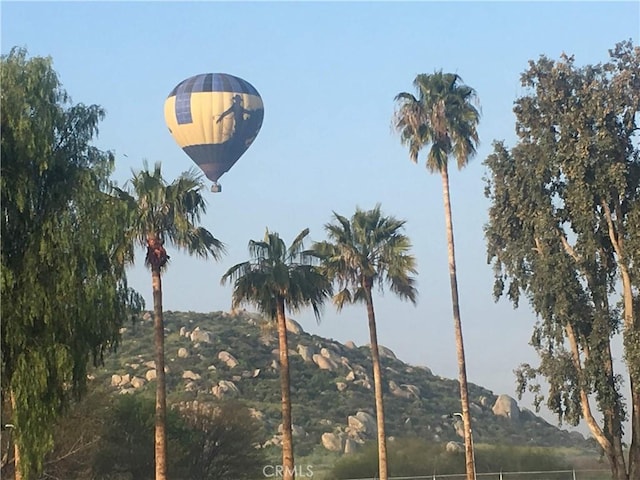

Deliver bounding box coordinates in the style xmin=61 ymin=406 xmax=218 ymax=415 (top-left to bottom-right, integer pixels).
xmin=92 ymin=395 xmax=189 ymax=479
xmin=475 ymin=444 xmax=571 ymax=473
xmin=90 ymin=395 xmax=266 ymax=480
xmin=178 ymin=400 xmax=267 ymax=479
xmin=328 ymin=438 xmax=571 ymax=479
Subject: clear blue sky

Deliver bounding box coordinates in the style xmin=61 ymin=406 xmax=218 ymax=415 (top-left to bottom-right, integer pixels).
xmin=3 ymin=1 xmax=638 ymax=439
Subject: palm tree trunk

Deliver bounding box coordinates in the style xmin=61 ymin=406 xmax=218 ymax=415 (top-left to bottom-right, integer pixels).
xmin=441 ymin=166 xmax=475 ymax=480
xmin=152 ymin=266 xmax=168 ymax=480
xmin=10 ymin=390 xmax=21 ymax=480
xmin=276 ymin=298 xmax=295 ymax=480
xmin=364 ymin=283 xmax=388 ymax=480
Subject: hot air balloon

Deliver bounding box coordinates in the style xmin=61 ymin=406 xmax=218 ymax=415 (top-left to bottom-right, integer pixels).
xmin=164 ymin=73 xmax=264 ymax=192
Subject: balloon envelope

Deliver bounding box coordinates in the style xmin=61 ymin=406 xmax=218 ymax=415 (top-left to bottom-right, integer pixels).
xmin=164 ymin=73 xmax=264 ymax=184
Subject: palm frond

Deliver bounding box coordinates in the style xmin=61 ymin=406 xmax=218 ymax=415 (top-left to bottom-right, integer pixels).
xmin=394 ymin=71 xmax=481 ymax=172
xmin=220 ymin=261 xmax=252 ymax=285
xmin=119 ymin=162 xmax=225 ymax=270
xmin=352 ymin=287 xmax=368 ymax=304
xmin=171 ymin=226 xmax=226 ymax=260
xmin=288 ymin=228 xmax=310 ymax=260
xmin=224 ymin=229 xmax=333 ymax=324
xmin=333 ymin=288 xmax=353 ymax=312
xmin=312 ymin=205 xmax=418 ymax=310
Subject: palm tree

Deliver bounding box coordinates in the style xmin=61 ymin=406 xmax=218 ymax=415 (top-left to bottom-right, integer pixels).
xmin=221 ymin=228 xmax=332 ymax=480
xmin=116 ymin=162 xmax=225 ymax=480
xmin=394 ymin=72 xmax=480 ymax=480
xmin=312 ymin=205 xmax=417 ymax=480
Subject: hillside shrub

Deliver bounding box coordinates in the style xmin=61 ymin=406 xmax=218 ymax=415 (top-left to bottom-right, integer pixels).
xmin=43 ymin=392 xmax=268 ymax=480
xmin=329 ymin=438 xmax=571 ymax=479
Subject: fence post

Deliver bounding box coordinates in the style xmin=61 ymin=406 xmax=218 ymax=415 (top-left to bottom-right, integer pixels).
xmin=572 ymin=469 xmax=576 ymax=480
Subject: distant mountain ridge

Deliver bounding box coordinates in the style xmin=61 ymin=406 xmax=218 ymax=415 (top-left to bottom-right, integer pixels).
xmin=95 ymin=310 xmax=592 ymax=456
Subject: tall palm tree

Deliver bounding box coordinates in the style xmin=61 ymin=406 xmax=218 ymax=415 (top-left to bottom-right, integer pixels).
xmin=116 ymin=162 xmax=225 ymax=480
xmin=394 ymin=72 xmax=480 ymax=480
xmin=221 ymin=228 xmax=332 ymax=480
xmin=312 ymin=205 xmax=417 ymax=480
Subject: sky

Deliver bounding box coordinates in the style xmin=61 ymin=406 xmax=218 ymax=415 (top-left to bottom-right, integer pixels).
xmin=3 ymin=1 xmax=639 ymax=440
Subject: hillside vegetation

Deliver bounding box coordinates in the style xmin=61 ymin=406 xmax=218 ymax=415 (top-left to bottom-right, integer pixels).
xmin=92 ymin=310 xmax=592 ymax=458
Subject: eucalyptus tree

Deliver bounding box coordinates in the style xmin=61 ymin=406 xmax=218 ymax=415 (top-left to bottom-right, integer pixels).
xmin=221 ymin=229 xmax=332 ymax=480
xmin=312 ymin=205 xmax=417 ymax=480
xmin=394 ymin=71 xmax=480 ymax=480
xmin=484 ymin=41 xmax=639 ymax=480
xmin=115 ymin=163 xmax=225 ymax=480
xmin=1 ymin=48 xmax=143 ymax=480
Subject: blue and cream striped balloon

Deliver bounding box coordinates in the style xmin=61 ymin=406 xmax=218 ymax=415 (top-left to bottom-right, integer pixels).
xmin=164 ymin=73 xmax=264 ymax=189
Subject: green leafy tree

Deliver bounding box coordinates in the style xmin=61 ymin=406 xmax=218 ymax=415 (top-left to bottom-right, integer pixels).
xmin=484 ymin=41 xmax=639 ymax=480
xmin=115 ymin=163 xmax=224 ymax=480
xmin=394 ymin=71 xmax=480 ymax=480
xmin=221 ymin=229 xmax=332 ymax=480
xmin=312 ymin=205 xmax=417 ymax=480
xmin=0 ymin=47 xmax=143 ymax=480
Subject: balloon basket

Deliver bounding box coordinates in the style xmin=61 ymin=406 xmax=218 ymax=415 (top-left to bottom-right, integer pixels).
xmin=211 ymin=182 xmax=222 ymax=193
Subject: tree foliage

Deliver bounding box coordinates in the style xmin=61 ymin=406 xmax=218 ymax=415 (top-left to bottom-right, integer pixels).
xmin=222 ymin=229 xmax=332 ymax=322
xmin=313 ymin=204 xmax=418 ymax=309
xmin=92 ymin=395 xmax=265 ymax=480
xmin=178 ymin=401 xmax=267 ymax=479
xmin=484 ymin=40 xmax=640 ymax=480
xmin=393 ymin=71 xmax=480 ymax=173
xmin=0 ymin=47 xmax=143 ymax=479
xmin=329 ymin=438 xmax=571 ymax=479
xmin=115 ymin=162 xmax=225 ymax=272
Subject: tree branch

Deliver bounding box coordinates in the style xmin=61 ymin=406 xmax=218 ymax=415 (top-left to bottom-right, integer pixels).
xmin=535 ymin=232 xmax=614 ymax=454
xmin=557 ymin=229 xmax=581 ymax=263
xmin=601 ymin=200 xmax=635 ymax=331
xmin=565 ymin=322 xmax=613 ymax=454
xmin=601 ymin=201 xmax=623 ymax=260
xmin=43 ymin=436 xmax=99 ymax=466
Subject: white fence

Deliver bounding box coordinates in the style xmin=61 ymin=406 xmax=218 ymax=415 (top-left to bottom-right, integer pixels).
xmin=343 ymin=470 xmax=612 ymax=480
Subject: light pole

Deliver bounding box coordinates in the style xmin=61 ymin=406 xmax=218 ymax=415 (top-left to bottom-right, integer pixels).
xmin=450 ymin=412 xmax=476 ymax=480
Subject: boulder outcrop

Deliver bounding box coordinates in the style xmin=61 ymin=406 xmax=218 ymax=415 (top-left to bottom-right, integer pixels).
xmin=218 ymin=351 xmax=239 ymax=368
xmin=492 ymin=394 xmax=520 ymax=421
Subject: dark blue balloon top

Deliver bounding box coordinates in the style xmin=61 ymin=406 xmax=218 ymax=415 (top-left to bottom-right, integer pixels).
xmin=168 ymin=73 xmax=260 ymax=97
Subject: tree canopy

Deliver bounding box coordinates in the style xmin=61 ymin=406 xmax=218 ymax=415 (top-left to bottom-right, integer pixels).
xmin=313 ymin=204 xmax=418 ymax=308
xmin=222 ymin=228 xmax=332 ymax=322
xmin=1 ymin=47 xmax=143 ymax=479
xmin=393 ymin=71 xmax=480 ymax=173
xmin=484 ymin=40 xmax=640 ymax=480
xmin=115 ymin=162 xmax=225 ymax=272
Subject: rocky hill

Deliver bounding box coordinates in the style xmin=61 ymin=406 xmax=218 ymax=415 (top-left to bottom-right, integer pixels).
xmin=94 ymin=310 xmax=590 ymax=457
